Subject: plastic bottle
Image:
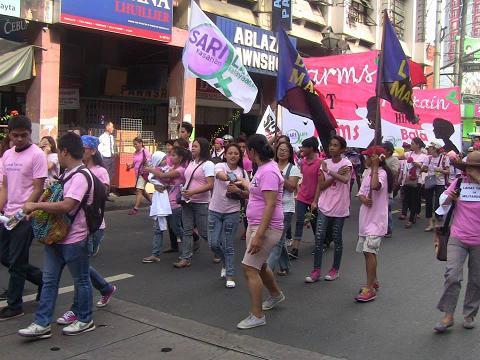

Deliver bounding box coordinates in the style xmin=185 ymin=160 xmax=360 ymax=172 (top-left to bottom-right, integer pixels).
xmin=5 ymin=210 xmax=26 ymax=231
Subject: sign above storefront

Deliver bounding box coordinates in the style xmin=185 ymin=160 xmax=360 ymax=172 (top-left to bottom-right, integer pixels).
xmin=0 ymin=0 xmax=19 ymax=18
xmin=60 ymin=0 xmax=173 ymax=42
xmin=215 ymin=16 xmax=296 ymax=76
xmin=0 ymin=0 xmax=52 ymax=23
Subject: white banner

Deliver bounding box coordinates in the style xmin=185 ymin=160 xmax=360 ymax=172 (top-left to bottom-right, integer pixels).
xmin=256 ymin=105 xmax=276 ymax=140
xmin=0 ymin=0 xmax=20 ymax=17
xmin=281 ymin=108 xmax=316 ymax=150
xmin=182 ymin=1 xmax=258 ymax=113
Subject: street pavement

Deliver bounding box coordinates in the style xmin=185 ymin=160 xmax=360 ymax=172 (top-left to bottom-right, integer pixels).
xmin=1 ymin=196 xmax=479 ymax=360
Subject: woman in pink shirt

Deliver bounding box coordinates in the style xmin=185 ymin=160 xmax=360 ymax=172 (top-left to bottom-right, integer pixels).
xmin=306 ymin=136 xmax=352 ymax=283
xmin=355 ymin=146 xmax=393 ymax=303
xmin=174 ymin=138 xmax=215 ymax=268
xmin=126 ymin=137 xmax=152 ymax=215
xmin=39 ymin=136 xmax=60 ymax=186
xmin=208 ymin=143 xmax=249 ymax=288
xmin=237 ymin=134 xmax=285 ymax=330
xmin=434 ymin=151 xmax=480 ymax=333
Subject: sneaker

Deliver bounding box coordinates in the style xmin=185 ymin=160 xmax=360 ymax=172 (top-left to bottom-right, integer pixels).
xmin=262 ymin=292 xmax=285 ymax=310
xmin=226 ymin=280 xmax=236 ymax=288
xmin=173 ymin=259 xmax=191 ymax=268
xmin=96 ymin=285 xmax=117 ymax=308
xmin=62 ymin=320 xmax=96 ymax=336
xmin=288 ymin=248 xmax=298 ymax=260
xmin=464 ymin=317 xmax=475 ymax=329
xmin=0 ymin=289 xmax=7 ymax=301
xmin=434 ymin=319 xmax=454 ymax=333
xmin=0 ymin=306 xmax=24 ymax=321
xmin=142 ymin=255 xmax=161 ymax=263
xmin=220 ymin=268 xmax=226 ymax=279
xmin=18 ymin=323 xmax=52 ymax=339
xmin=57 ymin=310 xmax=77 ymax=325
xmin=277 ymin=269 xmax=289 ymax=276
xmin=355 ymin=287 xmax=377 ymax=302
xmin=305 ymin=269 xmax=321 ymax=283
xmin=236 ymin=314 xmax=266 ymax=330
xmin=324 ymin=268 xmax=339 ymax=281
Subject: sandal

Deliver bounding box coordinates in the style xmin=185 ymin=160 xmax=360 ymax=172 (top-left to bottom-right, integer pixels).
xmin=128 ymin=208 xmax=139 ymax=215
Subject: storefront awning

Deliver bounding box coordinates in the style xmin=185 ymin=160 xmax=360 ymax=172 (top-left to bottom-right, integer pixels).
xmin=0 ymin=39 xmax=36 ymax=87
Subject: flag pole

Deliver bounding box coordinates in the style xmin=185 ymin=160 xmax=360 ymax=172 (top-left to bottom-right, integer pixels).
xmin=374 ymin=10 xmax=388 ymax=146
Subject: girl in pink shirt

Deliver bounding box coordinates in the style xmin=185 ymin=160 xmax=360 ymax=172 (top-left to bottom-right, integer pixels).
xmin=355 ymin=146 xmax=393 ymax=303
xmin=126 ymin=137 xmax=152 ymax=215
xmin=435 ymin=151 xmax=480 ymax=333
xmin=306 ymin=136 xmax=352 ymax=283
xmin=208 ymin=144 xmax=249 ymax=288
xmin=174 ymin=138 xmax=215 ymax=268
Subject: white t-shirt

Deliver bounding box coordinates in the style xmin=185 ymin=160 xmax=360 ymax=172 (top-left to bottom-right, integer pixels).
xmin=280 ymin=163 xmax=301 ymax=213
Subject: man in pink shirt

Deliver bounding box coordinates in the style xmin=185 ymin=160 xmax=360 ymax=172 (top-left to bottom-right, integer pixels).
xmin=19 ymin=133 xmax=95 ymax=339
xmin=0 ymin=115 xmax=46 ymax=321
xmin=290 ymin=137 xmax=321 ymax=259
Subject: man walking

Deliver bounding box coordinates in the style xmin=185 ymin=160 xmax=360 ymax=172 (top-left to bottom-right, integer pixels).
xmin=98 ymin=121 xmax=116 ymax=198
xmin=0 ymin=115 xmax=46 ymax=320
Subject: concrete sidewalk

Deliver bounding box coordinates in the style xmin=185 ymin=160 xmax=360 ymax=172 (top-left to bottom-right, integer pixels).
xmin=1 ymin=298 xmax=342 ymax=360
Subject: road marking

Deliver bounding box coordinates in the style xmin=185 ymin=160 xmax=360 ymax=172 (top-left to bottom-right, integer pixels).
xmin=0 ymin=273 xmax=134 ymax=308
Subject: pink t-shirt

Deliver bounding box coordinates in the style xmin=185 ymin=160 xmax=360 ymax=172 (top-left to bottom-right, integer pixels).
xmin=2 ymin=145 xmax=47 ymax=216
xmin=62 ymin=166 xmax=94 ymax=244
xmin=183 ymin=160 xmax=215 ymax=203
xmin=317 ymin=157 xmax=352 ymax=218
xmin=243 ymin=153 xmax=253 ymax=173
xmin=297 ymin=155 xmax=321 ymax=205
xmin=403 ymin=151 xmax=429 ymax=185
xmin=358 ymin=168 xmax=389 ymax=236
xmin=133 ymin=148 xmax=151 ymax=176
xmin=166 ymin=165 xmax=186 ymax=209
xmin=47 ymin=153 xmax=60 ymax=182
xmin=448 ymin=178 xmax=480 ymax=246
xmin=89 ymin=165 xmax=109 ymax=230
xmin=246 ymin=160 xmax=284 ymax=230
xmin=209 ymin=162 xmax=247 ymax=214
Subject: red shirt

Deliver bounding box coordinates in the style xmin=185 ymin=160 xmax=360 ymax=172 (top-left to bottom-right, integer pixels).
xmin=297 ymin=155 xmax=321 ymax=205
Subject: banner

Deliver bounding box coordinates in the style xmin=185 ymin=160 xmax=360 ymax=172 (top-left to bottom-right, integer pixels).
xmin=281 ymin=108 xmax=316 ymax=150
xmin=256 ymin=106 xmax=276 ymax=140
xmin=183 ymin=1 xmax=258 ymax=113
xmin=304 ymin=51 xmax=462 ymax=150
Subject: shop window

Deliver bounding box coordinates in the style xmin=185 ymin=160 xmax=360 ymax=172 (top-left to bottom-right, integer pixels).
xmin=383 ymin=0 xmax=406 ymax=40
xmin=347 ymin=0 xmax=375 ymax=26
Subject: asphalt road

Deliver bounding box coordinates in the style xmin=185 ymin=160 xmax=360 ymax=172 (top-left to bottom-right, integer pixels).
xmin=1 ymin=196 xmax=478 ymax=360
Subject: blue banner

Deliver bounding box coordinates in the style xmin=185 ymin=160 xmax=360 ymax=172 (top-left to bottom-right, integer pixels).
xmin=60 ymin=0 xmax=172 ymax=42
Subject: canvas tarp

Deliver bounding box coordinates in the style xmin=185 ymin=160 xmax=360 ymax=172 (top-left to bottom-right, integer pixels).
xmin=0 ymin=39 xmax=35 ymax=87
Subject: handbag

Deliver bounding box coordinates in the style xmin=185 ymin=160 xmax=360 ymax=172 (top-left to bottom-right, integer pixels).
xmin=434 ymin=178 xmax=463 ymax=261
xmin=226 ymin=168 xmax=248 ymax=201
xmin=176 ymin=161 xmax=205 ymax=205
xmin=425 ymin=155 xmax=443 ymax=190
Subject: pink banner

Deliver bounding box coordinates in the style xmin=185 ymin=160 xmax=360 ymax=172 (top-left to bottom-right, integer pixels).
xmin=304 ymin=52 xmax=462 ymax=150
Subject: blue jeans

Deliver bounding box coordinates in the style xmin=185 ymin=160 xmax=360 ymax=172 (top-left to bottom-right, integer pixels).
xmin=313 ymin=211 xmax=346 ymax=270
xmin=36 ymin=240 xmax=92 ymax=327
xmin=208 ymin=210 xmax=240 ymax=277
xmin=181 ymin=203 xmax=209 ymax=260
xmin=151 ymin=218 xmax=165 ymax=257
xmin=294 ymin=200 xmax=317 ymax=241
xmin=267 ymin=212 xmax=293 ymax=272
xmin=167 ymin=207 xmax=183 ymax=249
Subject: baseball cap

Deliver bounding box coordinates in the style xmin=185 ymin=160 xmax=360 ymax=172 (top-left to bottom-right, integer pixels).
xmin=361 ymin=145 xmax=386 ymax=157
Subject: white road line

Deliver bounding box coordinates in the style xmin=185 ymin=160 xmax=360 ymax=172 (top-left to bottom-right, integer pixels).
xmin=0 ymin=273 xmax=134 ymax=308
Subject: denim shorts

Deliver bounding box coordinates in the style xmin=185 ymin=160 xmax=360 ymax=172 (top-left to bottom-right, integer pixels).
xmin=356 ymin=236 xmax=382 ymax=255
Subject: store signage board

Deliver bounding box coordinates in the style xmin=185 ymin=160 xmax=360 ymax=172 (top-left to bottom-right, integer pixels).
xmin=59 ymin=88 xmax=80 ymax=110
xmin=215 ymin=16 xmax=296 ymax=76
xmin=60 ymin=0 xmax=173 ymax=42
xmin=0 ymin=0 xmax=20 ymax=18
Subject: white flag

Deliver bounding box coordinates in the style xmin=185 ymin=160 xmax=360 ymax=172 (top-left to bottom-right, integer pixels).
xmin=182 ymin=1 xmax=258 ymax=113
xmin=256 ymin=106 xmax=277 ymax=140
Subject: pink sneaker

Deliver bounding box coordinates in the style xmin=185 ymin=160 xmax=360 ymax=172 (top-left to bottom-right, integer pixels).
xmin=96 ymin=285 xmax=117 ymax=308
xmin=355 ymin=287 xmax=377 ymax=302
xmin=324 ymin=268 xmax=339 ymax=281
xmin=305 ymin=269 xmax=321 ymax=283
xmin=56 ymin=310 xmax=77 ymax=325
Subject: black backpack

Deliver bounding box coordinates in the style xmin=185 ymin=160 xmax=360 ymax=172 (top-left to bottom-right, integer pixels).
xmin=67 ymin=166 xmax=107 ymax=234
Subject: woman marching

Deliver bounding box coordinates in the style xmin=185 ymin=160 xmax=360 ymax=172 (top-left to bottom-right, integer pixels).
xmin=208 ymin=143 xmax=249 ymax=288
xmin=267 ymin=141 xmax=301 ymax=276
xmin=126 ymin=137 xmax=152 ymax=215
xmin=174 ymin=138 xmax=215 ymax=268
xmin=237 ymin=135 xmax=285 ymax=330
xmin=434 ymin=151 xmax=480 ymax=333
xmin=355 ymin=146 xmax=393 ymax=302
xmin=306 ymin=135 xmax=352 ymax=283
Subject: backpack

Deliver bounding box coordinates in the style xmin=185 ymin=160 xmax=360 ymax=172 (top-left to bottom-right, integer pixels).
xmin=31 ymin=166 xmax=106 ymax=244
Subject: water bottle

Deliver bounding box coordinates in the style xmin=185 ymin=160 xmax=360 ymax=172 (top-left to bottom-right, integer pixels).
xmin=5 ymin=210 xmax=26 ymax=231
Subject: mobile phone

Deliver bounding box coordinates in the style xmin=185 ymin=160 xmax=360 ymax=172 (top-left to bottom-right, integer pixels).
xmin=227 ymin=173 xmax=237 ymax=182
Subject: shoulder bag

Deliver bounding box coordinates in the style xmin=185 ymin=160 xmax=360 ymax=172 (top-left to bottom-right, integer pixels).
xmin=176 ymin=161 xmax=205 ymax=205
xmin=435 ymin=178 xmax=463 ymax=261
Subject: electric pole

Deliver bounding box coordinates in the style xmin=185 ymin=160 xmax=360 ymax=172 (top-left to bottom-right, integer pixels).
xmin=433 ymin=0 xmax=443 ymax=88
xmin=455 ymin=0 xmax=469 ymax=88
